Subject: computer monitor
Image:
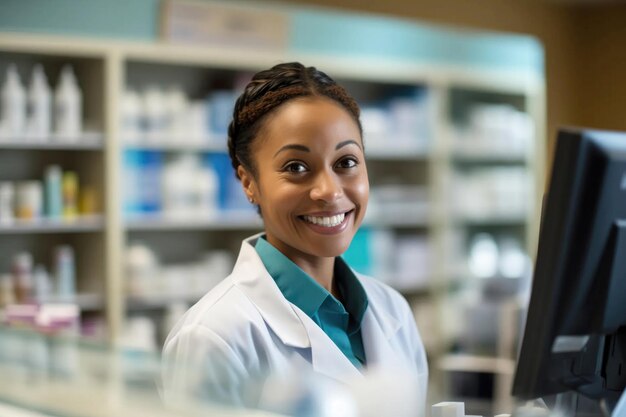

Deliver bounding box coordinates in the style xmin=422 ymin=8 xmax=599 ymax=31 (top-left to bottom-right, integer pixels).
xmin=512 ymin=128 xmax=626 ymax=416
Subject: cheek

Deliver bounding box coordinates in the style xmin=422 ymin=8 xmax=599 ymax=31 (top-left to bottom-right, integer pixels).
xmin=353 ymin=171 xmax=370 ymax=203
xmin=257 ymin=179 xmax=303 ymax=210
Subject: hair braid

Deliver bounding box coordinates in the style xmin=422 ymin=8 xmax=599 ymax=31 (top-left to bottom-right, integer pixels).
xmin=227 ymin=62 xmax=362 ymax=180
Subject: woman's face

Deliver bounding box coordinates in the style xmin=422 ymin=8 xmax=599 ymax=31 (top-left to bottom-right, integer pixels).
xmin=239 ymin=96 xmax=369 ymax=263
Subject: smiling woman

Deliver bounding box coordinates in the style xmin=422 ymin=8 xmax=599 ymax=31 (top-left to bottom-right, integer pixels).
xmin=239 ymin=96 xmax=369 ymax=290
xmin=161 ymin=63 xmax=428 ymax=413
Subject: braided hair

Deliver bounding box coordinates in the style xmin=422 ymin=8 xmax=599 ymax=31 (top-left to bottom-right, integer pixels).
xmin=227 ymin=62 xmax=362 ymax=180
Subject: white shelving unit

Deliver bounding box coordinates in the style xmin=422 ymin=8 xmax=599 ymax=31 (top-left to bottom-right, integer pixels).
xmin=0 ymin=216 xmax=105 ymax=234
xmin=124 ymin=215 xmax=263 ymax=231
xmin=0 ymin=31 xmax=545 ymax=413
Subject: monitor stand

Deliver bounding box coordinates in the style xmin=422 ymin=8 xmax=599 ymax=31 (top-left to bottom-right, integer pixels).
xmin=552 ymin=392 xmax=604 ymax=417
xmin=612 ymin=389 xmax=626 ymax=417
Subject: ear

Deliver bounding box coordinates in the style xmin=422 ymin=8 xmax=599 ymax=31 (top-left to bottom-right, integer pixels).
xmin=237 ymin=165 xmax=258 ymax=204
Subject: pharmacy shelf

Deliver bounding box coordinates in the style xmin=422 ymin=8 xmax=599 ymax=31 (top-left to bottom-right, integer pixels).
xmin=40 ymin=293 xmax=105 ymax=312
xmin=450 ymin=151 xmax=528 ymax=164
xmin=365 ymin=146 xmax=430 ymax=161
xmin=0 ymin=215 xmax=105 ymax=234
xmin=126 ymin=214 xmax=430 ymax=231
xmin=123 ymin=140 xmax=227 ymax=153
xmin=124 ymin=213 xmax=262 ymax=231
xmin=0 ymin=33 xmax=546 ymax=393
xmin=0 ymin=134 xmax=104 ymax=151
xmin=438 ymin=353 xmax=516 ymax=375
xmin=126 ymin=293 xmax=206 ymax=310
xmin=364 ymin=215 xmax=430 ymax=228
xmin=450 ymin=213 xmax=529 ymax=226
xmin=392 ymin=283 xmax=436 ymax=297
xmin=75 ymin=293 xmax=106 ymax=311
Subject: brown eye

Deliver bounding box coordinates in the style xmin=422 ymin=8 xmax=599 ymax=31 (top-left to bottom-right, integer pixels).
xmin=336 ymin=157 xmax=358 ymax=169
xmin=283 ymin=161 xmax=308 ymax=173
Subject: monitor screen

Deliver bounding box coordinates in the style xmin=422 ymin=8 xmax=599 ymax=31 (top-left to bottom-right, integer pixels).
xmin=512 ymin=128 xmax=626 ymax=415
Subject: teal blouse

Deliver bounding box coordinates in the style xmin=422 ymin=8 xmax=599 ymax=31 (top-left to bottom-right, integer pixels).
xmin=255 ymin=236 xmax=368 ymax=368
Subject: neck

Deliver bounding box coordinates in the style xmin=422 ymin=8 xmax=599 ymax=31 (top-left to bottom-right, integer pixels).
xmin=295 ymin=256 xmax=337 ymax=296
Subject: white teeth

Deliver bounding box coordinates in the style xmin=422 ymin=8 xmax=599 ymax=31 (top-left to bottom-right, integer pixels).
xmin=303 ymin=213 xmax=346 ymax=227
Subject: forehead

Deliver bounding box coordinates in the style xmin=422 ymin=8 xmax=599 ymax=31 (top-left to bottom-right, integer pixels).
xmin=255 ymin=96 xmax=361 ymax=151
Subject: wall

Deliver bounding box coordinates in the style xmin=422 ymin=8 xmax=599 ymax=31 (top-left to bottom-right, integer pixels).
xmin=571 ymin=5 xmax=626 ymax=132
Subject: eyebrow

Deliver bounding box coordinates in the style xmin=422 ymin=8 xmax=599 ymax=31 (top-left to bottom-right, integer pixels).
xmin=273 ymin=144 xmax=310 ymax=158
xmin=273 ymin=140 xmax=362 ymax=158
xmin=336 ymin=140 xmax=362 ymax=151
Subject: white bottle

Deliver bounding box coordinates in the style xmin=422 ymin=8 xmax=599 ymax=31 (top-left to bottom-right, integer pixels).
xmin=196 ymin=162 xmax=218 ymax=217
xmin=12 ymin=252 xmax=34 ymax=303
xmin=1 ymin=64 xmax=26 ymax=138
xmin=142 ymin=86 xmax=166 ymax=143
xmin=54 ymin=245 xmax=76 ymax=301
xmin=27 ymin=64 xmax=52 ymax=140
xmin=121 ymin=89 xmax=141 ymax=143
xmin=0 ymin=273 xmax=15 ymax=307
xmin=15 ymin=180 xmax=43 ymax=220
xmin=164 ymin=87 xmax=187 ymax=143
xmin=163 ymin=154 xmax=194 ymax=217
xmin=54 ymin=65 xmax=82 ymax=141
xmin=33 ymin=264 xmax=52 ymax=302
xmin=0 ymin=181 xmax=15 ymax=224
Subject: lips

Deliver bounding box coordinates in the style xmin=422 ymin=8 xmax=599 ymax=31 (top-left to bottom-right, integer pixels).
xmin=302 ymin=212 xmax=346 ymax=227
xmin=298 ymin=209 xmax=354 ymax=234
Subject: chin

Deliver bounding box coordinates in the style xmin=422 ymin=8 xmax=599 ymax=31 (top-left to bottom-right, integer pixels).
xmin=309 ymin=239 xmax=353 ymax=258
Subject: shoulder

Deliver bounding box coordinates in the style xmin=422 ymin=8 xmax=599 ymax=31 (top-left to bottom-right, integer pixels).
xmin=164 ymin=275 xmax=263 ymax=350
xmin=355 ymin=272 xmax=412 ymax=315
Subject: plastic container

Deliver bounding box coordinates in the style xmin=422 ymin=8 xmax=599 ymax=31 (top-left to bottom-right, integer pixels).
xmin=27 ymin=64 xmax=52 ymax=140
xmin=54 ymin=65 xmax=82 ymax=140
xmin=142 ymin=87 xmax=166 ymax=143
xmin=196 ymin=162 xmax=218 ymax=217
xmin=43 ymin=304 xmax=80 ymax=378
xmin=123 ymin=150 xmax=143 ymax=216
xmin=1 ymin=64 xmax=26 ymax=138
xmin=44 ymin=165 xmax=63 ymax=218
xmin=139 ymin=151 xmax=162 ymax=214
xmin=125 ymin=242 xmax=159 ymax=297
xmin=12 ymin=252 xmax=34 ymax=303
xmin=0 ymin=273 xmax=15 ymax=307
xmin=15 ymin=180 xmax=43 ymax=220
xmin=162 ymin=154 xmax=194 ymax=217
xmin=61 ymin=171 xmax=79 ymax=218
xmin=33 ymin=265 xmax=52 ymax=302
xmin=164 ymin=87 xmax=187 ymax=142
xmin=0 ymin=181 xmax=15 ymax=224
xmin=54 ymin=245 xmax=76 ymax=301
xmin=121 ymin=89 xmax=141 ymax=143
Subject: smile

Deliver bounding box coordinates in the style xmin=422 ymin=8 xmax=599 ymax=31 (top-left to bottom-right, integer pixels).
xmin=302 ymin=212 xmax=346 ymax=227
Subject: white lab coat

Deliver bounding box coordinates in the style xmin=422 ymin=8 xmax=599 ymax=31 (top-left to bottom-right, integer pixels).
xmin=162 ymin=234 xmax=428 ymax=412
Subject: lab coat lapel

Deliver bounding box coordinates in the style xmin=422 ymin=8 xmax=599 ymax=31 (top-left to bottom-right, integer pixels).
xmin=361 ymin=298 xmax=403 ymax=370
xmin=233 ymin=235 xmax=362 ymax=384
xmin=233 ymin=235 xmax=310 ymax=349
xmin=292 ymin=308 xmax=363 ymax=384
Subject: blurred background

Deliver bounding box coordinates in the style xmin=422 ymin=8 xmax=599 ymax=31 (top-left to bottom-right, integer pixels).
xmin=1 ymin=0 xmax=626 ymax=416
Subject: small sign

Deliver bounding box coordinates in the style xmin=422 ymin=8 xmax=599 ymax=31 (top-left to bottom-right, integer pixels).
xmin=161 ymin=0 xmax=290 ymax=51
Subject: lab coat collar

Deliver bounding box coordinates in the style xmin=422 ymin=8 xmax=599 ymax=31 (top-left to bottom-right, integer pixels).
xmin=293 ymin=307 xmax=363 ymax=381
xmin=233 ymin=234 xmax=362 ymax=383
xmin=233 ymin=233 xmax=311 ymax=349
xmin=232 ymin=234 xmax=403 ymax=381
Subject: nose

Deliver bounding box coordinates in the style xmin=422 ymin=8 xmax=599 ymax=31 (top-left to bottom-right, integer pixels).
xmin=310 ymin=169 xmax=343 ymax=203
